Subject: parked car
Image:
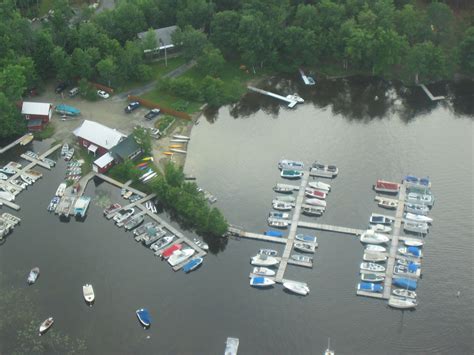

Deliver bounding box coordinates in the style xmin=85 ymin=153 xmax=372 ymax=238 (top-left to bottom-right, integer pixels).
xmin=144 ymin=108 xmax=161 ymax=120
xmin=97 ymin=90 xmax=110 ymax=99
xmin=55 ymin=82 xmax=68 ymax=93
xmin=125 ymin=101 xmax=140 ymax=113
xmin=69 ymin=87 xmax=79 ymax=97
xmin=150 ymin=128 xmax=160 ymax=138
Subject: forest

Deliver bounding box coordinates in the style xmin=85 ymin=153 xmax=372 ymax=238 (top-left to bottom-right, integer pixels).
xmin=0 ymin=0 xmax=473 ymax=137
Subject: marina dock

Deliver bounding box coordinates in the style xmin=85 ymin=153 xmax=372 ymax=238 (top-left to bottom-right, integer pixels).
xmin=419 ymin=84 xmax=446 ymax=101
xmin=247 ymin=86 xmax=301 ymax=108
xmin=297 ymin=221 xmax=364 ymax=236
xmin=0 ymin=134 xmax=32 ymax=154
xmin=95 ymin=173 xmax=146 ymax=197
xmin=20 ymin=154 xmax=52 ymax=169
xmin=275 ymin=171 xmax=309 ymax=282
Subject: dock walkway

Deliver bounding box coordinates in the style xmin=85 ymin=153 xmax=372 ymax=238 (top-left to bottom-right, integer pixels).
xmin=95 ymin=173 xmax=146 ymax=197
xmin=0 ymin=134 xmax=31 ymax=154
xmin=297 ymin=221 xmax=364 ymax=236
xmin=247 ymin=86 xmax=299 ymax=108
xmin=20 ymin=154 xmax=51 ymax=169
xmin=419 ymin=84 xmax=445 ymax=101
xmin=275 ymin=171 xmax=309 ymax=282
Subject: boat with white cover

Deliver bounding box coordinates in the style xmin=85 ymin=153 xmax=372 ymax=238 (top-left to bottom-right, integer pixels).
xmin=369 ymin=224 xmax=392 ymax=233
xmin=39 ymin=317 xmax=54 ymax=335
xmin=310 ymin=162 xmax=338 ymax=178
xmin=283 ymin=281 xmax=310 ymax=295
xmin=388 ymin=296 xmax=417 ymax=309
xmin=291 ymin=254 xmax=313 ymax=263
xmin=251 ymin=254 xmax=279 ymax=266
xmin=404 ymin=239 xmax=424 ymax=247
xmin=252 ymin=267 xmax=276 ymax=276
xmin=27 ymin=267 xmax=40 ymax=284
xmin=267 ymin=217 xmax=289 ymax=228
xmin=55 ymin=183 xmax=67 ymax=197
xmin=360 ymin=262 xmax=386 ymax=272
xmin=225 ymin=337 xmax=239 ymax=355
xmin=405 ymin=212 xmax=433 ymax=224
xmin=403 ymin=221 xmax=429 ymax=234
xmin=308 ymin=181 xmax=331 ymax=192
xmin=294 ymin=242 xmax=316 ymax=253
xmin=0 ymin=190 xmax=15 ymax=202
xmin=272 ymin=201 xmax=293 ymax=211
xmin=404 ymin=203 xmax=429 ymax=215
xmin=406 ymin=192 xmax=434 ymax=207
xmin=365 ymin=245 xmax=386 ymax=253
xmin=360 ymin=230 xmax=389 ymax=244
xmin=250 ymin=276 xmax=275 ymax=287
xmin=301 ymin=204 xmax=324 ymax=216
xmin=392 ymin=289 xmax=417 ymax=299
xmin=363 ymin=253 xmax=387 ymax=262
xmin=305 ymin=198 xmax=327 ymax=207
xmin=275 ymin=195 xmax=296 ymax=203
xmin=168 ymin=248 xmax=195 ymax=267
xmin=278 ymin=160 xmax=304 ymax=170
xmin=325 ymin=338 xmax=335 ymax=355
xmin=82 ymin=284 xmax=95 ymax=304
xmin=61 ymin=143 xmax=69 ymax=155
xmin=273 ymin=183 xmax=296 ymax=193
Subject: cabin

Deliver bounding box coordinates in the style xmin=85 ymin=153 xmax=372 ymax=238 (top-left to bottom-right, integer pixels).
xmin=93 ymin=152 xmax=115 ymax=173
xmin=21 ymin=102 xmax=53 ymax=131
xmin=73 ymin=120 xmax=126 ymax=156
xmin=110 ymin=134 xmax=142 ymax=163
xmin=137 ymin=25 xmax=177 ymax=54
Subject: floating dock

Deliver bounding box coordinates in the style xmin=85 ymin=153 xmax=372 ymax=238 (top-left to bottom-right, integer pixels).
xmin=297 ymin=221 xmax=364 ymax=236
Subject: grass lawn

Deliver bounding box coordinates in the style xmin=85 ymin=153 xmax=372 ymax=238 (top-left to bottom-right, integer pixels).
xmin=142 ymin=89 xmax=202 ymax=114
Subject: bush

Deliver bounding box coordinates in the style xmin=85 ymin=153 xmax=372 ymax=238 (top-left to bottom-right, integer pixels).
xmin=78 ymin=78 xmax=98 ymax=101
xmin=170 ymin=77 xmax=201 ymax=101
xmin=201 ymin=75 xmax=226 ymax=107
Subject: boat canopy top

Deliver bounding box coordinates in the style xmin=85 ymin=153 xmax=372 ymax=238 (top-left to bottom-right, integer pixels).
xmin=408 ymin=262 xmax=420 ymax=272
xmin=265 ymin=230 xmax=283 ymax=237
xmin=407 ymin=246 xmax=421 ymax=256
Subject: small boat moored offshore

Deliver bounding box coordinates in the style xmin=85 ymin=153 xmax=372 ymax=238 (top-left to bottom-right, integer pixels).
xmin=273 ymin=183 xmax=296 ymax=193
xmin=27 ymin=267 xmax=40 ymax=285
xmin=357 ymin=282 xmax=383 ymax=293
xmin=403 ymin=175 xmax=431 ymax=188
xmin=376 ymin=198 xmax=398 ymax=209
xmin=360 ymin=262 xmax=386 ymax=272
xmin=55 ymin=183 xmax=67 ymax=197
xmin=373 ymin=180 xmax=400 ymax=194
xmin=275 ymin=195 xmax=296 ymax=203
xmin=193 ymin=238 xmax=209 ymax=250
xmin=182 ymin=257 xmax=203 ymax=273
xmin=283 ymin=281 xmax=310 ymax=295
xmin=113 ymin=208 xmax=134 ymax=224
xmin=291 ymin=254 xmax=313 ymax=263
xmin=388 ymin=295 xmax=417 ymax=309
xmin=278 ymin=159 xmax=304 ymax=170
xmin=82 ymin=284 xmax=95 ymax=304
xmin=168 ymin=248 xmax=195 ymax=267
xmin=280 ymin=169 xmax=303 ymax=179
xmin=309 ymin=162 xmax=338 ymax=178
xmin=39 ymin=317 xmax=54 ymax=336
xmin=250 ymin=276 xmax=276 ymax=287
xmin=252 ymin=267 xmax=276 ymax=276
xmin=404 ymin=239 xmax=424 ymax=247
xmin=406 ymin=192 xmax=434 ymax=207
xmin=267 ymin=217 xmax=290 ymax=228
xmin=136 ymin=308 xmax=151 ymax=328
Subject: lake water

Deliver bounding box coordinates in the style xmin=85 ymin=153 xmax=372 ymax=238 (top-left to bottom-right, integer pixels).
xmin=1 ymin=77 xmax=472 ymax=354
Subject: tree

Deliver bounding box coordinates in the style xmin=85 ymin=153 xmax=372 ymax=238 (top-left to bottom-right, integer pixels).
xmin=206 ymin=207 xmax=228 ymax=236
xmin=210 ymin=10 xmax=241 ymax=58
xmin=458 ymin=27 xmax=474 ymax=76
xmin=293 ymin=4 xmax=319 ymax=32
xmin=405 ymin=41 xmax=448 ymax=83
xmin=172 ymin=26 xmax=209 ymax=61
xmin=201 ymin=76 xmax=226 ymax=107
xmin=141 ymin=28 xmax=158 ymax=52
xmin=371 ymin=29 xmax=408 ymax=75
xmin=0 ymin=64 xmax=27 ymax=100
xmin=51 ymin=46 xmax=73 ymax=81
xmin=426 ymin=2 xmax=455 ymax=47
xmin=96 ymin=57 xmax=118 ymax=87
xmin=198 ymin=46 xmax=225 ymax=76
xmin=133 ymin=126 xmax=152 ymax=155
xmin=177 ymin=0 xmax=215 ymax=29
xmin=31 ymin=31 xmax=55 ymax=80
xmin=0 ymin=93 xmax=25 ymax=138
xmin=164 ymin=162 xmax=184 ymax=187
xmin=71 ymin=48 xmax=93 ymax=79
xmin=395 ymin=4 xmax=430 ymax=45
xmin=279 ymin=26 xmax=318 ymax=70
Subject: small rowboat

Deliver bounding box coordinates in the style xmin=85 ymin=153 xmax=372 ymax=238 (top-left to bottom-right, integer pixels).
xmin=169 ymin=144 xmax=183 ymax=148
xmin=83 ymin=284 xmax=95 ymax=305
xmin=136 ymin=308 xmax=151 ymax=328
xmin=39 ymin=317 xmax=54 ymax=336
xmin=27 ymin=267 xmax=40 ymax=285
xmin=141 ymin=157 xmax=154 ymax=161
xmin=283 ymin=281 xmax=310 ymax=296
xmin=252 ymin=267 xmax=276 ymax=276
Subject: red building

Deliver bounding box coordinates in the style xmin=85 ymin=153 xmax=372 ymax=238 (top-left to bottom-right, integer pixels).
xmin=21 ymin=102 xmax=52 ymax=131
xmin=73 ymin=120 xmax=126 ymax=156
xmin=93 ymin=152 xmax=115 ymax=173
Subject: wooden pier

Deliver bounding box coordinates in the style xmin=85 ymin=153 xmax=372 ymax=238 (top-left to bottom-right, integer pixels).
xmin=297 ymin=221 xmax=364 ymax=236
xmin=95 ymin=173 xmax=146 ymax=197
xmin=238 ymin=231 xmax=287 ymax=244
xmin=10 ymin=144 xmax=61 ymax=181
xmin=0 ymin=134 xmax=32 ymax=154
xmin=20 ymin=154 xmax=52 ymax=169
xmin=275 ymin=171 xmax=310 ymax=282
xmin=247 ymin=86 xmax=301 ymax=108
xmin=419 ymin=84 xmax=445 ymax=101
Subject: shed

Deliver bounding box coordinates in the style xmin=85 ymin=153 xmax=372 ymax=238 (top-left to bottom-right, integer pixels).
xmin=21 ymin=102 xmax=52 ymax=123
xmin=110 ymin=134 xmax=142 ymax=162
xmin=93 ymin=152 xmax=115 ymax=173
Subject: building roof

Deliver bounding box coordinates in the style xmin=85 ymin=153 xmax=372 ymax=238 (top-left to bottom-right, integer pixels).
xmin=21 ymin=102 xmax=51 ymax=116
xmin=94 ymin=152 xmax=114 ymax=168
xmin=73 ymin=120 xmax=126 ymax=150
xmin=110 ymin=134 xmax=142 ymax=161
xmin=138 ymin=25 xmax=177 ymax=50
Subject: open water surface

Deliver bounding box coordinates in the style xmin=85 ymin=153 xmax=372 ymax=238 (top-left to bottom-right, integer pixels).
xmin=0 ymin=76 xmax=473 ymax=354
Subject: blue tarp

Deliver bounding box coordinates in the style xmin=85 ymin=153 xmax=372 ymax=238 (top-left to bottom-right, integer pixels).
xmin=265 ymin=230 xmax=283 ymax=237
xmin=183 ymin=258 xmax=202 ymax=273
xmin=359 ymin=282 xmax=383 ymax=292
xmin=393 ymin=278 xmax=417 ymax=290
xmin=252 ymin=277 xmax=265 ymax=284
xmin=404 ymin=175 xmax=419 ymax=182
xmin=408 ymin=262 xmax=420 ymax=272
xmin=407 ymin=246 xmax=421 ymax=257
xmin=55 ymin=104 xmax=80 ymax=116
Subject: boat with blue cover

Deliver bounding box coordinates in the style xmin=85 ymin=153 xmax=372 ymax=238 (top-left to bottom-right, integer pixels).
xmin=183 ymin=257 xmax=203 ymax=273
xmin=136 ymin=308 xmax=151 ymax=328
xmin=250 ymin=276 xmax=275 ymax=287
xmin=264 ymin=230 xmax=283 ymax=237
xmin=392 ymin=277 xmax=417 ymax=290
xmin=398 ymin=246 xmax=422 ymax=258
xmin=357 ymin=282 xmax=383 ymax=293
xmin=403 ymin=175 xmax=431 ymax=188
xmin=295 ymin=234 xmax=317 ymax=243
xmin=55 ymin=104 xmax=81 ymax=116
xmin=394 ymin=263 xmax=421 ymax=277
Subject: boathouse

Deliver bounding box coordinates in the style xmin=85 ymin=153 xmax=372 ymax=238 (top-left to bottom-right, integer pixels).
xmin=73 ymin=120 xmax=126 ymax=156
xmin=21 ymin=102 xmax=53 ymax=131
xmin=93 ymin=152 xmax=115 ymax=173
xmin=110 ymin=134 xmax=142 ymax=163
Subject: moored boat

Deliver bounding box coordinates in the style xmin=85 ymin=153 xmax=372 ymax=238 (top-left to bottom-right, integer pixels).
xmin=369 ymin=214 xmax=393 ymax=225
xmin=39 ymin=317 xmax=54 ymax=335
xmin=392 ymin=289 xmax=417 ymax=299
xmin=403 ymin=221 xmax=429 ymax=234
xmin=291 ymin=254 xmax=313 ymax=263
xmin=152 ymin=236 xmax=175 ymax=253
xmin=124 ymin=213 xmax=144 ymax=230
xmin=369 ymin=224 xmax=392 ymax=233
xmin=360 ymin=262 xmax=386 ymax=272
xmin=309 ymin=162 xmax=338 ymax=178
xmin=299 ymin=68 xmax=316 ymax=86
xmin=406 ymin=192 xmax=434 ymax=207
xmin=275 ymin=195 xmax=296 ymax=203
xmin=64 ymin=148 xmax=75 ymax=161
xmin=168 ymin=248 xmax=195 ymax=267
xmin=113 ymin=208 xmax=134 ymax=224
xmin=295 ymin=234 xmax=317 ymax=243
xmin=269 ymin=211 xmax=289 ymax=219
xmin=404 ymin=212 xmax=433 ymax=224
xmin=61 ymin=143 xmax=69 ymax=155
xmin=388 ymin=296 xmax=417 ymax=309
xmin=403 ymin=175 xmax=431 ymax=188
xmin=360 ymin=273 xmax=385 ymax=282
xmin=0 ymin=190 xmax=15 ymax=201
xmin=252 ymin=267 xmax=276 ymax=276
xmin=398 ymin=246 xmax=422 ymax=258
xmin=403 ymin=239 xmax=424 ymax=247
xmin=392 ymin=277 xmax=417 ymax=290
xmin=357 ymin=282 xmax=383 ymax=293
xmin=278 ymin=159 xmax=304 ymax=170
xmin=280 ymin=169 xmax=303 ymax=179
xmin=283 ymin=281 xmax=310 ymax=295
xmin=363 ymin=253 xmax=387 ymax=262
xmin=267 ymin=217 xmax=290 ymax=228
xmin=360 ymin=230 xmax=390 ymax=244
xmin=27 ymin=267 xmax=40 ymax=284
xmin=250 ymin=276 xmax=275 ymax=287
xmin=272 ymin=201 xmax=293 ymax=211
xmin=183 ymin=257 xmax=203 ymax=273
xmin=264 ymin=230 xmax=283 ymax=238
xmin=47 ymin=196 xmax=60 ymax=212
xmin=193 ymin=238 xmax=209 ymax=250
xmin=259 ymin=249 xmax=278 ymax=256
xmin=0 ymin=173 xmax=8 ymax=180
xmin=377 ymin=198 xmax=398 ymax=209
xmin=136 ymin=308 xmax=151 ymax=328
xmin=365 ymin=244 xmax=386 ymax=253
xmin=394 ymin=264 xmax=421 ymax=277
xmin=273 ymin=183 xmax=296 ymax=193
xmin=55 ymin=183 xmax=67 ymax=197
xmin=305 ymin=188 xmax=327 ymax=199
xmin=305 ymin=198 xmax=327 ymax=207
xmin=404 ymin=203 xmax=429 ymax=215
xmin=172 ymin=134 xmax=190 ymax=140
xmin=103 ymin=203 xmax=122 ymax=217
xmin=373 ymin=180 xmax=400 ymax=194
xmin=307 ymin=180 xmax=331 ymax=192
xmin=294 ymin=242 xmax=317 ymax=253
xmin=161 ymin=243 xmax=183 ymax=259
xmin=301 ymin=204 xmax=325 ymax=216
xmin=82 ymin=284 xmax=95 ymax=304
xmin=251 ymin=254 xmax=279 ymax=266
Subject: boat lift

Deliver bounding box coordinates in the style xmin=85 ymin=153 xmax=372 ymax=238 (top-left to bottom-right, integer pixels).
xmin=247 ymin=86 xmax=304 ymax=108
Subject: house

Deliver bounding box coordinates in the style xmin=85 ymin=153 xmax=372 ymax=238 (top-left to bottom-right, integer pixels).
xmin=137 ymin=25 xmax=178 ymax=53
xmin=73 ymin=120 xmax=126 ymax=156
xmin=93 ymin=152 xmax=115 ymax=174
xmin=21 ymin=102 xmax=53 ymax=131
xmin=110 ymin=134 xmax=142 ymax=163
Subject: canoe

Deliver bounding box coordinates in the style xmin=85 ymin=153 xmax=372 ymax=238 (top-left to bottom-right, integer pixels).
xmin=283 ymin=281 xmax=310 ymax=295
xmin=136 ymin=162 xmax=148 ymax=167
xmin=82 ymin=284 xmax=95 ymax=304
xmin=163 ymin=152 xmax=174 ymax=156
xmin=141 ymin=157 xmax=154 ymax=161
xmin=183 ymin=257 xmax=203 ymax=273
xmin=169 ymin=144 xmax=182 ymax=148
xmin=27 ymin=267 xmax=40 ymax=285
xmin=250 ymin=276 xmax=275 ymax=287
xmin=136 ymin=308 xmax=151 ymax=327
xmin=170 ymin=148 xmax=187 ymax=154
xmin=39 ymin=317 xmax=54 ymax=335
xmin=172 ymin=135 xmax=190 ymax=140
xmin=252 ymin=267 xmax=276 ymax=276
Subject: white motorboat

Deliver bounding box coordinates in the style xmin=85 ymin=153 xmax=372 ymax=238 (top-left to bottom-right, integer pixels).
xmin=376 ymin=197 xmax=398 ymax=209
xmin=39 ymin=317 xmax=54 ymax=335
xmin=403 ymin=239 xmax=424 ymax=247
xmin=250 ymin=276 xmax=276 ymax=287
xmin=392 ymin=289 xmax=417 ymax=299
xmin=369 ymin=214 xmax=393 ymax=225
xmin=304 ymin=198 xmax=327 ymax=207
xmin=324 ymin=338 xmax=335 ymax=355
xmin=394 ymin=264 xmax=421 ymax=277
xmin=363 ymin=253 xmax=387 ymax=262
xmin=291 ymin=254 xmax=313 ymax=263
xmin=365 ymin=245 xmax=387 ymax=253
xmin=405 ymin=212 xmax=433 ymax=224
xmin=388 ymin=296 xmax=417 ymax=309
xmin=280 ymin=169 xmax=303 ymax=179
xmin=113 ymin=208 xmax=134 ymax=223
xmin=251 ymin=254 xmax=279 ymax=266
xmin=361 ymin=273 xmax=385 ymax=282
xmin=275 ymin=195 xmax=296 ymax=203
xmin=403 ymin=221 xmax=429 ymax=234
xmin=301 ymin=204 xmax=324 ymax=216
xmin=0 ymin=190 xmax=15 ymax=202
xmin=278 ymin=159 xmax=304 ymax=170
xmin=193 ymin=238 xmax=209 ymax=250
xmin=295 ymin=234 xmax=317 ymax=243
xmin=259 ymin=249 xmax=278 ymax=256
xmin=0 ymin=173 xmax=8 ymax=180
xmin=309 ymin=162 xmax=338 ymax=178
xmin=27 ymin=267 xmax=40 ymax=284
xmin=269 ymin=211 xmax=290 ymax=219
xmin=283 ymin=281 xmax=310 ymax=296
xmin=360 ymin=262 xmax=386 ymax=272
xmin=294 ymin=242 xmax=316 ymax=253
xmin=152 ymin=236 xmax=175 ymax=253
xmin=252 ymin=267 xmax=276 ymax=276
xmin=273 ymin=184 xmax=296 ymax=193
xmin=398 ymin=247 xmax=423 ymax=258
xmin=406 ymin=192 xmax=434 ymax=207
xmin=369 ymin=224 xmax=392 ymax=233
xmin=61 ymin=143 xmax=69 ymax=155
xmin=404 ymin=203 xmax=429 ymax=215
xmin=168 ymin=248 xmax=195 ymax=267
xmin=396 ymin=259 xmax=421 ymax=267
xmin=267 ymin=217 xmax=290 ymax=228
xmin=272 ymin=201 xmax=293 ymax=211
xmin=0 ymin=167 xmax=16 ymax=175
xmin=307 ymin=181 xmax=331 ymax=192
xmin=360 ymin=230 xmax=389 ymax=244
xmin=55 ymin=183 xmax=67 ymax=197
xmin=305 ymin=188 xmax=327 ymax=200
xmin=20 ymin=174 xmax=34 ymax=185
xmin=82 ymin=284 xmax=95 ymax=304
